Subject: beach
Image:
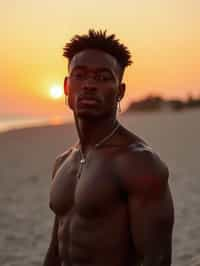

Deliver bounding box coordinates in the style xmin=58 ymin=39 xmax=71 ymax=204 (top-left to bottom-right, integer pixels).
xmin=0 ymin=110 xmax=200 ymax=266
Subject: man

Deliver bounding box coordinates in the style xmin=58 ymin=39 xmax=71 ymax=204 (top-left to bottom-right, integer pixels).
xmin=43 ymin=30 xmax=174 ymax=266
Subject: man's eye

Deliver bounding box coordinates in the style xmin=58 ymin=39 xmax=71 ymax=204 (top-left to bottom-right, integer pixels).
xmin=98 ymin=73 xmax=114 ymax=81
xmin=70 ymin=70 xmax=85 ymax=80
xmin=74 ymin=72 xmax=85 ymax=79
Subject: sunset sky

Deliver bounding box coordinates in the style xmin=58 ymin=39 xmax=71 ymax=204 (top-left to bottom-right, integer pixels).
xmin=1 ymin=0 xmax=200 ymax=117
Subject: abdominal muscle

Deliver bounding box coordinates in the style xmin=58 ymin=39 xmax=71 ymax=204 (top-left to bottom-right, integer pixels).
xmin=57 ymin=204 xmax=136 ymax=266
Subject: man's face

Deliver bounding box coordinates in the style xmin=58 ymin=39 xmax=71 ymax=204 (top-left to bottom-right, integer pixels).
xmin=64 ymin=49 xmax=125 ymax=119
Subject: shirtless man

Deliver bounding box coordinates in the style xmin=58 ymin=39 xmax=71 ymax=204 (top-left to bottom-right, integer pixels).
xmin=43 ymin=30 xmax=174 ymax=266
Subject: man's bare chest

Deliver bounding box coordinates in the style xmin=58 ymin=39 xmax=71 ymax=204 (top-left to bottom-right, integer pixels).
xmin=50 ymin=149 xmax=123 ymax=217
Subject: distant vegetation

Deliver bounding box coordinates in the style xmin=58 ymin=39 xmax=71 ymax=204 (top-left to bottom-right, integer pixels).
xmin=125 ymin=95 xmax=200 ymax=113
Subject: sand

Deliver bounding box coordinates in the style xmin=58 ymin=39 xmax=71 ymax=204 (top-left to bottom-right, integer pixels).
xmin=0 ymin=110 xmax=200 ymax=266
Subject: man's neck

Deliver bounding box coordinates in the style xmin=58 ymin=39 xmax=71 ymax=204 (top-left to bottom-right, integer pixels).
xmin=75 ymin=116 xmax=118 ymax=153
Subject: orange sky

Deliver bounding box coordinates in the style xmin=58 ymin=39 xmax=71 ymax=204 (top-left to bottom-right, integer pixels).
xmin=0 ymin=0 xmax=200 ymax=117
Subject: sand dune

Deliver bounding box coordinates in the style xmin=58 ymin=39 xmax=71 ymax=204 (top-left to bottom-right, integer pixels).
xmin=0 ymin=110 xmax=200 ymax=266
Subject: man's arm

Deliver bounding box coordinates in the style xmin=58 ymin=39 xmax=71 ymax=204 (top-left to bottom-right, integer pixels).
xmin=118 ymin=149 xmax=174 ymax=266
xmin=128 ymin=182 xmax=174 ymax=266
xmin=43 ymin=150 xmax=71 ymax=266
xmin=43 ymin=216 xmax=60 ymax=266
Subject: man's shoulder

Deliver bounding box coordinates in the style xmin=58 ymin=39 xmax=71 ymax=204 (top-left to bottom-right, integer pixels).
xmin=55 ymin=147 xmax=74 ymax=163
xmin=52 ymin=146 xmax=75 ymax=179
xmin=114 ymin=141 xmax=169 ymax=195
xmin=117 ymin=140 xmax=167 ymax=173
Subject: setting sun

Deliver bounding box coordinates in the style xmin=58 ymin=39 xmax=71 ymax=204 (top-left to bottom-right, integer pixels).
xmin=50 ymin=86 xmax=63 ymax=99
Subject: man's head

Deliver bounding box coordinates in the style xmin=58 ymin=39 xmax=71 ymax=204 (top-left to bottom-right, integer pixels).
xmin=63 ymin=30 xmax=132 ymax=119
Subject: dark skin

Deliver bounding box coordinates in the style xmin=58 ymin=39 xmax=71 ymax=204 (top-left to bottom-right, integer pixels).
xmin=43 ymin=49 xmax=174 ymax=266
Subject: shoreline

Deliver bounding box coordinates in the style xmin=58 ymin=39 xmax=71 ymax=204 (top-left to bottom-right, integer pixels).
xmin=1 ymin=108 xmax=199 ymax=135
xmin=0 ymin=121 xmax=72 ymax=135
xmin=0 ymin=114 xmax=73 ymax=134
xmin=0 ymin=118 xmax=73 ymax=135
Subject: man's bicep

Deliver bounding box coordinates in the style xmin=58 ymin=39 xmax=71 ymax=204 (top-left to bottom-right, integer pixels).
xmin=128 ymin=184 xmax=174 ymax=260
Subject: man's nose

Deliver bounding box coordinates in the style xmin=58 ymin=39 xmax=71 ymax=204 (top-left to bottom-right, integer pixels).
xmin=82 ymin=77 xmax=97 ymax=91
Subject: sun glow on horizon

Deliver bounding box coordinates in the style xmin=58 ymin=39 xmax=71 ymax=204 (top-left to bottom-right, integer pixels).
xmin=49 ymin=85 xmax=63 ymax=99
xmin=1 ymin=0 xmax=200 ymax=116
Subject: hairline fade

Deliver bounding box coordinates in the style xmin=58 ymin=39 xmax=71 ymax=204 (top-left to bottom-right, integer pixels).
xmin=63 ymin=29 xmax=132 ymax=72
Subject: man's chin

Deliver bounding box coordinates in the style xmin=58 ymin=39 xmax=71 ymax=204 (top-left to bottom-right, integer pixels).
xmin=76 ymin=109 xmax=106 ymax=120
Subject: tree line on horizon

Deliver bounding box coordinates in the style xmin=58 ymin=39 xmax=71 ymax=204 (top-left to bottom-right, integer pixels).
xmin=125 ymin=95 xmax=200 ymax=113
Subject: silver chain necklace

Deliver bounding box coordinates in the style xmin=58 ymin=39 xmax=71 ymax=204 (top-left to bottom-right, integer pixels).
xmin=76 ymin=121 xmax=120 ymax=179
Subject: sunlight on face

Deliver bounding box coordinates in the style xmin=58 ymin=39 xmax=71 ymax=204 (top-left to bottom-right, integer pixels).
xmin=50 ymin=85 xmax=63 ymax=99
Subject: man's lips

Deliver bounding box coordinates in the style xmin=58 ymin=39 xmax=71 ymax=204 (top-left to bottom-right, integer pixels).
xmin=78 ymin=96 xmax=101 ymax=105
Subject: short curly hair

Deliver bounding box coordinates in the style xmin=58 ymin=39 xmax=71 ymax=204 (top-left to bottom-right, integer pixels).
xmin=63 ymin=29 xmax=132 ymax=71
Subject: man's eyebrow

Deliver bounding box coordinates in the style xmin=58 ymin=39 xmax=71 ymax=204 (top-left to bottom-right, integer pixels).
xmin=94 ymin=67 xmax=114 ymax=74
xmin=72 ymin=65 xmax=87 ymax=70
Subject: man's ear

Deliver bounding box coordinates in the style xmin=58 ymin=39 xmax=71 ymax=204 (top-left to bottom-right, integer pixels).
xmin=118 ymin=83 xmax=126 ymax=100
xmin=64 ymin=76 xmax=68 ymax=96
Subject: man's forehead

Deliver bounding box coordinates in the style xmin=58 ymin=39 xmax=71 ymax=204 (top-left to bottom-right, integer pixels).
xmin=69 ymin=49 xmax=120 ymax=72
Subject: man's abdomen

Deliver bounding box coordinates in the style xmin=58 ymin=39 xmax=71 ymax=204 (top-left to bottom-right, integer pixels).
xmin=58 ymin=205 xmax=137 ymax=266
